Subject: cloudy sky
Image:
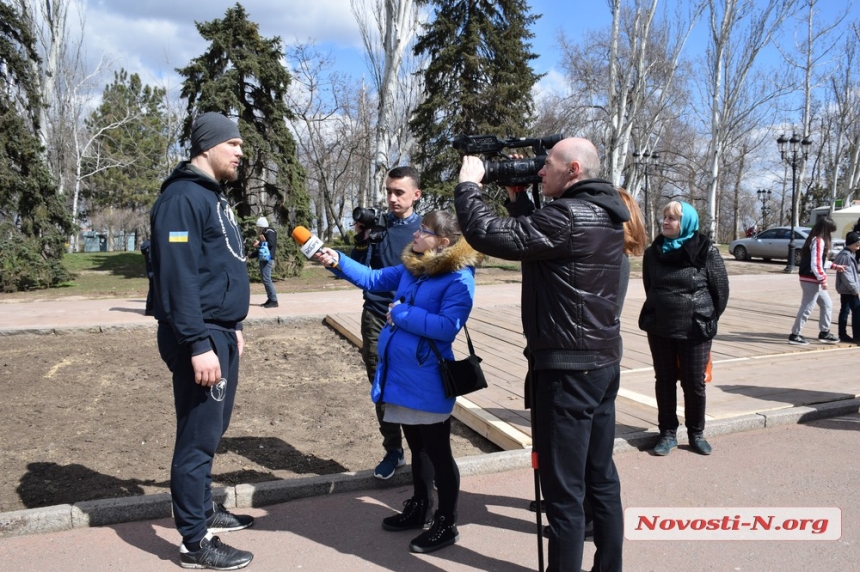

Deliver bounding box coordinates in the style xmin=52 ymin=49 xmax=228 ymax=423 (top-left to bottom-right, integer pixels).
xmin=63 ymin=0 xmax=860 ymax=101
xmin=70 ymin=0 xmax=586 ymax=92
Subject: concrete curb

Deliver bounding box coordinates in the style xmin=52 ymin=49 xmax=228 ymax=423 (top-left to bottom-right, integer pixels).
xmin=4 ymin=400 xmax=859 ymax=539
xmin=0 ymin=315 xmax=328 ymax=338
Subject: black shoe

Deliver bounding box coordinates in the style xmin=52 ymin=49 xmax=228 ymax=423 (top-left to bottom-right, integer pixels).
xmin=528 ymin=499 xmax=545 ymax=512
xmin=788 ymin=334 xmax=809 ymax=346
xmin=653 ymin=435 xmax=677 ymax=456
xmin=261 ymin=300 xmax=279 ymax=308
xmin=690 ymin=434 xmax=713 ymax=455
xmin=206 ymin=503 xmax=254 ymax=533
xmin=839 ymin=335 xmax=853 ymax=343
xmin=382 ymin=497 xmax=432 ymax=531
xmin=409 ymin=512 xmax=459 ymax=554
xmin=818 ymin=331 xmax=839 ymax=344
xmin=179 ymin=535 xmax=253 ymax=570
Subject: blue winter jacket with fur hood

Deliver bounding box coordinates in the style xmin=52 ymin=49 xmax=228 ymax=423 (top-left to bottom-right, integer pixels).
xmin=331 ymin=239 xmax=482 ymax=414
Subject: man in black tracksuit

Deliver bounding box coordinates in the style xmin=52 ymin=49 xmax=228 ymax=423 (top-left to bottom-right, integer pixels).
xmin=455 ymin=138 xmax=629 ymax=572
xmin=150 ymin=112 xmax=254 ymax=570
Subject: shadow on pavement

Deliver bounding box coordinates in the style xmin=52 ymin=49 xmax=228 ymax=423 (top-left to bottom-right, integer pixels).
xmin=109 ymin=306 xmax=147 ymax=315
xmin=804 ymin=414 xmax=860 ymax=432
xmin=717 ymin=384 xmax=855 ymax=407
xmin=248 ymin=486 xmax=538 ymax=572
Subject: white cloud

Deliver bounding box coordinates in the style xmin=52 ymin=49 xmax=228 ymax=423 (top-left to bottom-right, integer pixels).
xmin=75 ymin=0 xmax=364 ymax=87
xmin=533 ymin=68 xmax=570 ymax=100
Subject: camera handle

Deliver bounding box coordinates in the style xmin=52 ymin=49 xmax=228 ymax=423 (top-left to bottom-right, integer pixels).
xmin=530 ymin=181 xmax=542 ymax=211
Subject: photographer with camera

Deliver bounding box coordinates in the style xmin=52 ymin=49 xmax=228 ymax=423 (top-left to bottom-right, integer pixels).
xmin=455 ymin=137 xmax=628 ymax=572
xmin=351 ymin=166 xmax=423 ymax=480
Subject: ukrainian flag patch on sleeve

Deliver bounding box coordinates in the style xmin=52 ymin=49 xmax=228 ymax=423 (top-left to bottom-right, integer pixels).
xmin=169 ymin=231 xmax=189 ymax=243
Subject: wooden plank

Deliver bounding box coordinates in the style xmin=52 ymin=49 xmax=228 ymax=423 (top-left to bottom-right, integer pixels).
xmin=452 ymin=397 xmax=531 ymax=450
xmin=324 ymin=283 xmax=860 ymax=453
xmin=325 ymin=314 xmax=361 ymax=347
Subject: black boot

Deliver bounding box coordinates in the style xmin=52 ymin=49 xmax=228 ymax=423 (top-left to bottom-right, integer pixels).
xmin=382 ymin=497 xmax=431 ymax=531
xmin=409 ymin=511 xmax=459 ymax=553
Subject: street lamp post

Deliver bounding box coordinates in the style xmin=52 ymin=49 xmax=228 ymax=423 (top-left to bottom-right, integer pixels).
xmin=776 ymin=133 xmax=812 ymax=273
xmin=756 ymin=188 xmax=772 ymax=230
xmin=633 ymin=150 xmax=660 ymax=240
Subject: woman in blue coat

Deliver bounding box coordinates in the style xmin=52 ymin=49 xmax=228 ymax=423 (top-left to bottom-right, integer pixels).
xmin=315 ymin=210 xmax=482 ymax=554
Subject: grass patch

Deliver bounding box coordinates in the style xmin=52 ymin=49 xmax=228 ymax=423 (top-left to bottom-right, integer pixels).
xmin=480 ymin=256 xmax=520 ymax=272
xmin=57 ymin=252 xmax=150 ymax=295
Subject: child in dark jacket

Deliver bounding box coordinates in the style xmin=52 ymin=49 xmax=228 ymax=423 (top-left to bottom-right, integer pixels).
xmin=834 ymin=232 xmax=860 ymax=342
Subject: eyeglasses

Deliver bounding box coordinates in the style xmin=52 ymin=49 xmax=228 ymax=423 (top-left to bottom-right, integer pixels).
xmin=417 ymin=226 xmax=437 ymax=237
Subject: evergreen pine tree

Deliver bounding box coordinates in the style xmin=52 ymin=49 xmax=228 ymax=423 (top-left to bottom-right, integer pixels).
xmin=0 ymin=2 xmax=73 ymax=291
xmin=410 ymin=0 xmax=541 ymax=204
xmin=85 ymin=70 xmax=171 ymax=245
xmin=176 ymin=3 xmax=309 ymax=275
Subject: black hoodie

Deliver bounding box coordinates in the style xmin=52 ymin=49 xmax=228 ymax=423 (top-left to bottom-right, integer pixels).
xmin=149 ymin=162 xmax=250 ymax=355
xmin=455 ymin=178 xmax=630 ymax=370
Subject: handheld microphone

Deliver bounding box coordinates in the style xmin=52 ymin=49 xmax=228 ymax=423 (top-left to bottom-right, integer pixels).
xmin=291 ymin=226 xmax=338 ymax=268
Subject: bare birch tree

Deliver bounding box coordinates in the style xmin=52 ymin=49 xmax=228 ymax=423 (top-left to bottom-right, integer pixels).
xmin=286 ymin=43 xmax=370 ymax=240
xmin=15 ymin=0 xmax=72 ymax=162
xmin=777 ymin=0 xmax=850 ymax=211
xmin=351 ymin=0 xmax=422 ymax=206
xmin=701 ymin=0 xmax=797 ymax=239
xmin=603 ymin=0 xmax=705 ymax=187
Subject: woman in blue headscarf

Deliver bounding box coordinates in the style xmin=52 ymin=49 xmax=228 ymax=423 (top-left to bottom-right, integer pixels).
xmin=638 ymin=201 xmax=730 ymax=456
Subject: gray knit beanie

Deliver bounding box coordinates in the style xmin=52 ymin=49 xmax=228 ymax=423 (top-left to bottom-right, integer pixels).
xmin=190 ymin=112 xmax=241 ymax=157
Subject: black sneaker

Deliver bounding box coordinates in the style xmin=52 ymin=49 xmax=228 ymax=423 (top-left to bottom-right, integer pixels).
xmin=179 ymin=535 xmax=253 ymax=570
xmin=788 ymin=334 xmax=809 ymax=346
xmin=653 ymin=435 xmax=677 ymax=456
xmin=818 ymin=331 xmax=839 ymax=344
xmin=690 ymin=435 xmax=713 ymax=455
xmin=261 ymin=300 xmax=279 ymax=308
xmin=839 ymin=335 xmax=853 ymax=343
xmin=382 ymin=497 xmax=432 ymax=531
xmin=409 ymin=512 xmax=459 ymax=554
xmin=206 ymin=503 xmax=254 ymax=533
xmin=374 ymin=448 xmax=405 ymax=480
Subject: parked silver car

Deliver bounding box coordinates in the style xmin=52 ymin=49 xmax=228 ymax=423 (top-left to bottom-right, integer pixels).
xmin=730 ymin=226 xmax=845 ymax=264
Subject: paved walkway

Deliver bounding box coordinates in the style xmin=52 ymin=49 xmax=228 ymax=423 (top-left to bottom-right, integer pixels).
xmin=2 ymin=415 xmax=858 ymax=571
xmin=1 ymin=274 xmax=859 ymax=571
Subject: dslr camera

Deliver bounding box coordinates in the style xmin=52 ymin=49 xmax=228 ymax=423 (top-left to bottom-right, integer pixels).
xmin=352 ymin=207 xmax=387 ymax=244
xmin=452 ymin=133 xmax=563 ymax=186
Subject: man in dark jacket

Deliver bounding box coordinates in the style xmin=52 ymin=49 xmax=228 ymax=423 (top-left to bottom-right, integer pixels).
xmin=150 ymin=112 xmax=254 ymax=570
xmin=455 ymin=138 xmax=628 ymax=572
xmin=350 ymin=166 xmax=422 ymax=479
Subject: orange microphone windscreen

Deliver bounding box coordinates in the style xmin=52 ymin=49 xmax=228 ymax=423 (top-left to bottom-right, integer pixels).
xmin=291 ymin=226 xmax=312 ymax=245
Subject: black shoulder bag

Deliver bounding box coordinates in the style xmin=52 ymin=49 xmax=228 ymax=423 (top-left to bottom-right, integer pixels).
xmin=427 ymin=325 xmax=488 ymax=399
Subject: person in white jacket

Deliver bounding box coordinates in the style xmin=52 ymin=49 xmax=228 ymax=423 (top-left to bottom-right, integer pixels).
xmin=789 ymin=216 xmax=844 ymax=346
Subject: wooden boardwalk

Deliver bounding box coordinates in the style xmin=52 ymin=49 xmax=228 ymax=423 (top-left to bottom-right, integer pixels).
xmin=326 ymin=273 xmax=860 ymax=451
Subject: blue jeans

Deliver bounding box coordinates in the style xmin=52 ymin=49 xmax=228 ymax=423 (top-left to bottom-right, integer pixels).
xmin=838 ymin=294 xmax=860 ymax=340
xmin=260 ymin=259 xmax=277 ymax=302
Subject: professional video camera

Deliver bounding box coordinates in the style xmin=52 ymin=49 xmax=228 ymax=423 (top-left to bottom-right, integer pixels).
xmin=451 ymin=133 xmax=563 ymax=186
xmin=351 ymin=207 xmax=387 ymax=244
